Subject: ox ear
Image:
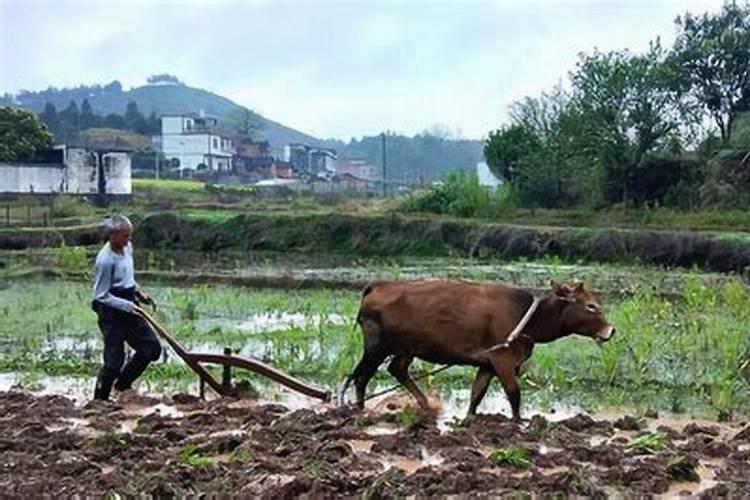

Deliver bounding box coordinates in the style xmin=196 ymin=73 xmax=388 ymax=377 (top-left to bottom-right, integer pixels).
xmin=552 ymin=281 xmax=573 ymax=297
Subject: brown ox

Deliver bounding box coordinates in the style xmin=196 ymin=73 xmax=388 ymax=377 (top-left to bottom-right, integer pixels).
xmin=344 ymin=279 xmax=615 ymax=421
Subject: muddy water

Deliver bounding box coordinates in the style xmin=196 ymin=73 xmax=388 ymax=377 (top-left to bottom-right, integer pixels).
xmin=195 ymin=311 xmax=347 ymax=334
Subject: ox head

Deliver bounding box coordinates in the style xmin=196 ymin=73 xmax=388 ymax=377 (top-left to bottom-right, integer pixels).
xmin=552 ymin=281 xmax=615 ymax=343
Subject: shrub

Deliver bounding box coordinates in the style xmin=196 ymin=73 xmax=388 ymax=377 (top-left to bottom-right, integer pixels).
xmin=400 ymin=172 xmax=517 ymax=218
xmin=54 ymin=242 xmax=88 ymax=273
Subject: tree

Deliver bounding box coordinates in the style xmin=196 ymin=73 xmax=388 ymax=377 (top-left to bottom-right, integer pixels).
xmin=222 ymin=107 xmax=263 ymax=140
xmin=39 ymin=102 xmax=60 ymax=138
xmin=103 ymin=113 xmax=126 ymax=129
xmin=124 ymin=101 xmax=147 ymax=134
xmin=509 ymin=84 xmax=570 ymax=137
xmin=570 ymin=43 xmax=689 ymax=204
xmin=0 ymin=107 xmax=54 ymax=161
xmin=484 ymin=124 xmax=542 ymax=182
xmin=80 ymin=98 xmax=98 ymax=129
xmin=103 ymin=80 xmax=123 ymax=93
xmin=146 ymin=74 xmax=183 ymax=85
xmin=672 ymin=2 xmax=750 ymax=142
xmin=58 ymin=100 xmax=80 ymax=143
xmin=145 ymin=111 xmax=161 ymax=136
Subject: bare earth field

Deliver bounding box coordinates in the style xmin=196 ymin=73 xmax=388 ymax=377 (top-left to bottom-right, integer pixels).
xmin=1 ymin=390 xmax=749 ymax=498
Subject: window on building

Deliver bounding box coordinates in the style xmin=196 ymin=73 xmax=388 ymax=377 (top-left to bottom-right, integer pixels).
xmin=213 ymin=137 xmax=219 ymax=149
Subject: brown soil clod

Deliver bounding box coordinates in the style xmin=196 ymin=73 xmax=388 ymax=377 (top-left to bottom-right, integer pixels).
xmin=0 ymin=389 xmax=746 ymax=497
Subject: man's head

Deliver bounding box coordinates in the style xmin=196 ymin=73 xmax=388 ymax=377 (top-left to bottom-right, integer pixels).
xmin=103 ymin=214 xmax=133 ymax=252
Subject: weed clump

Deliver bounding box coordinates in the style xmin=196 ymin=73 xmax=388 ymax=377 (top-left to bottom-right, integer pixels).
xmin=487 ymin=447 xmax=531 ymax=469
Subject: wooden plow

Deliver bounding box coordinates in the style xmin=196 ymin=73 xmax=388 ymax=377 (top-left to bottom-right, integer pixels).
xmin=139 ymin=310 xmax=331 ymax=403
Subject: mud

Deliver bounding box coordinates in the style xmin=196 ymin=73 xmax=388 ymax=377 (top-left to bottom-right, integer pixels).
xmin=1 ymin=390 xmax=748 ymax=498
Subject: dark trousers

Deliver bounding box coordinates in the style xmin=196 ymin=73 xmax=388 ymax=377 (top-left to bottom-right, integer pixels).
xmin=93 ymin=305 xmax=162 ymax=400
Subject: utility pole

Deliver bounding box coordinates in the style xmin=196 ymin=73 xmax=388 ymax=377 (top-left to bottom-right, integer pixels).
xmin=155 ymin=149 xmax=160 ymax=180
xmin=381 ymin=132 xmax=387 ymax=197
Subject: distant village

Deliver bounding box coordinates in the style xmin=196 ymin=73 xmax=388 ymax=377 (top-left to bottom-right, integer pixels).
xmin=156 ymin=112 xmax=382 ymax=194
xmin=0 ymin=108 xmax=500 ymax=199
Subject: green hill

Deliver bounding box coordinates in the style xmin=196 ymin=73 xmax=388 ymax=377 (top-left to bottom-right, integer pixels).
xmin=3 ymin=76 xmax=485 ymax=177
xmin=8 ymin=79 xmax=325 ymax=149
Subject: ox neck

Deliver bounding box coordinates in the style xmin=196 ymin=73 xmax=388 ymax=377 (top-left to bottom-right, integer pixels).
xmin=523 ymin=296 xmax=572 ymax=344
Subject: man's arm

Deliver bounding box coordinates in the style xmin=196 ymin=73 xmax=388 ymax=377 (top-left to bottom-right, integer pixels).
xmin=93 ymin=257 xmax=135 ymax=313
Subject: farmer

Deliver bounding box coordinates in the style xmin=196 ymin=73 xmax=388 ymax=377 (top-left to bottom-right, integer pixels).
xmin=91 ymin=214 xmax=161 ymax=401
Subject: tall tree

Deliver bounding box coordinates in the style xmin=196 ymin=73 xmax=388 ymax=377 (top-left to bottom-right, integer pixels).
xmin=80 ymin=98 xmax=97 ymax=129
xmin=124 ymin=101 xmax=147 ymax=134
xmin=0 ymin=107 xmax=54 ymax=161
xmin=58 ymin=100 xmax=80 ymax=143
xmin=145 ymin=111 xmax=161 ymax=136
xmin=222 ymin=107 xmax=263 ymax=140
xmin=103 ymin=113 xmax=127 ymax=129
xmin=672 ymin=2 xmax=750 ymax=142
xmin=571 ymin=43 xmax=688 ymax=204
xmin=484 ymin=124 xmax=542 ymax=182
xmin=39 ymin=102 xmax=60 ymax=138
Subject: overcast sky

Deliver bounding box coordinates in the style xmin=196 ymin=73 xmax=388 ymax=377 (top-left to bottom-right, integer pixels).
xmin=0 ymin=0 xmax=723 ymax=141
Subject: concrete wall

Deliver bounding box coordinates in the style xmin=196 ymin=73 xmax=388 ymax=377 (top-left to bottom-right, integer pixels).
xmin=0 ymin=164 xmax=66 ymax=194
xmin=103 ymin=153 xmax=132 ymax=195
xmin=64 ymin=148 xmax=97 ymax=194
xmin=0 ymin=148 xmax=131 ymax=196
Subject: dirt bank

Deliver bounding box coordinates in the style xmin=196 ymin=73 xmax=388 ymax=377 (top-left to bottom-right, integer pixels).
xmin=1 ymin=390 xmax=748 ymax=498
xmin=3 ymin=212 xmax=750 ymax=275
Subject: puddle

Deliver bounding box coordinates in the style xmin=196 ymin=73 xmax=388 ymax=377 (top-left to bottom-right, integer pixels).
xmin=596 ymin=407 xmax=743 ymax=440
xmin=364 ymin=423 xmax=401 ymax=436
xmin=0 ymin=373 xmax=92 ymax=404
xmin=120 ymin=419 xmax=139 ymax=433
xmin=42 ymin=336 xmax=98 ymax=354
xmin=660 ymin=463 xmax=720 ymax=498
xmin=590 ymin=435 xmax=609 ymax=446
xmin=196 ymin=312 xmax=347 ymax=334
xmin=123 ymin=402 xmax=184 ymax=418
xmin=46 ymin=417 xmax=93 ymax=434
xmin=383 ymin=446 xmax=444 ymax=474
xmin=348 ymin=439 xmax=375 ymax=453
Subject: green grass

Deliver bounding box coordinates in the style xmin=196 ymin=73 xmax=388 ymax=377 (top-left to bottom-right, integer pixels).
xmin=1 ymin=273 xmax=749 ymax=419
xmin=627 ymin=432 xmax=669 ymax=454
xmin=488 ymin=447 xmax=531 ymax=469
xmin=179 ymin=443 xmax=214 ymax=468
xmin=132 ymin=178 xmax=206 ymax=192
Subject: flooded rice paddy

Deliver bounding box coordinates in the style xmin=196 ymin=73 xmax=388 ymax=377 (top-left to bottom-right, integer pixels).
xmin=1 ymin=252 xmax=750 ymax=496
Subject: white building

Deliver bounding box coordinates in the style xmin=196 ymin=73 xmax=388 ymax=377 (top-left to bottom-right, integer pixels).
xmin=334 ymin=158 xmax=376 ymax=180
xmin=283 ymin=143 xmax=337 ymax=175
xmin=477 ymin=161 xmax=503 ymax=191
xmin=160 ymin=113 xmax=234 ymax=171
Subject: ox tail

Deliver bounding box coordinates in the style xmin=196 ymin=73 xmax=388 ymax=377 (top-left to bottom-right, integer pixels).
xmin=353 ymin=281 xmax=378 ymax=331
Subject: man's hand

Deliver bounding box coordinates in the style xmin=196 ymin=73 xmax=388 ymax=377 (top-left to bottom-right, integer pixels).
xmin=132 ymin=304 xmax=147 ymax=317
xmin=136 ymin=290 xmax=156 ymax=309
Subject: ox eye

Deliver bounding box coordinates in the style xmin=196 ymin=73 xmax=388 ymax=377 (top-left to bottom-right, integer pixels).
xmin=587 ymin=304 xmax=599 ymax=312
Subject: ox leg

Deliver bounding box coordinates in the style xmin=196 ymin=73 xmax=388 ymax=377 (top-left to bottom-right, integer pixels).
xmin=351 ymin=348 xmax=389 ymax=410
xmin=489 ymin=357 xmax=522 ymax=422
xmin=387 ymin=355 xmax=429 ymax=410
xmin=467 ymin=366 xmax=494 ymax=416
